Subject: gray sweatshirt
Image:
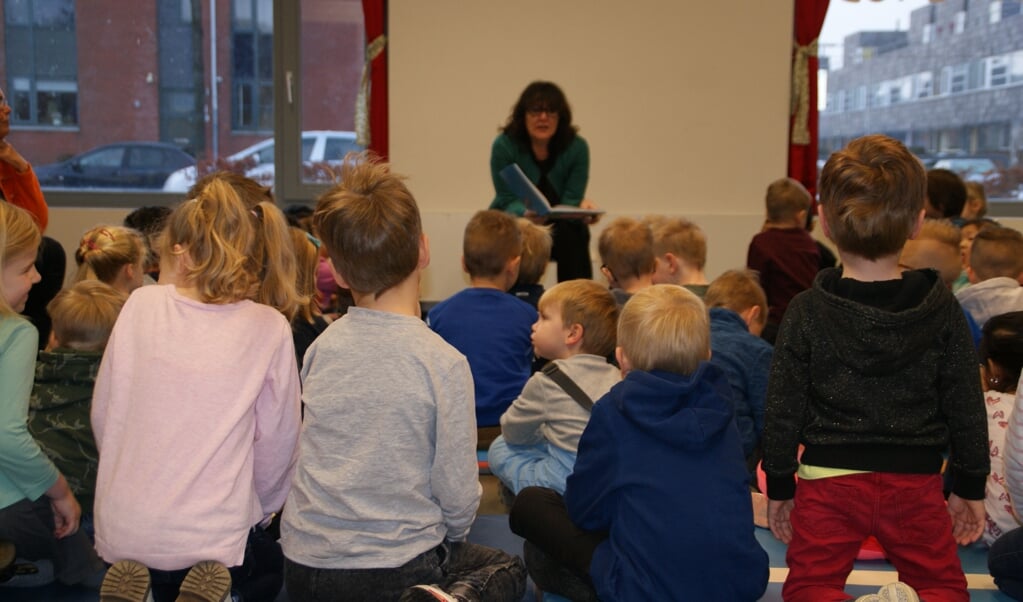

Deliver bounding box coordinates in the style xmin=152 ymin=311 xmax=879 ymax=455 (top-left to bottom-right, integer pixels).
xmin=281 ymin=307 xmax=481 ymax=569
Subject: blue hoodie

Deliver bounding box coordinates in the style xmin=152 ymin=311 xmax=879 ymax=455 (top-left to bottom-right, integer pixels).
xmin=565 ymin=363 xmax=769 ymax=601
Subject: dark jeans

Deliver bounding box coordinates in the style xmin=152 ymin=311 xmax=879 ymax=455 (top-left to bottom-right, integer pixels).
xmin=550 ymin=219 xmax=592 ymax=282
xmin=149 ymin=526 xmax=283 ymax=602
xmin=0 ymin=495 xmax=104 ymax=586
xmin=990 ymin=526 xmax=1023 ymax=600
xmin=284 ymin=540 xmax=526 ymax=602
xmin=508 ymin=486 xmax=604 ymax=601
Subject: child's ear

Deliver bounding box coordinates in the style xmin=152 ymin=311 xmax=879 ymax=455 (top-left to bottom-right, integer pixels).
xmin=816 ymin=205 xmax=833 ymax=241
xmin=615 ymin=346 xmax=632 ymax=377
xmin=418 ymin=233 xmax=431 ymax=270
xmin=565 ymin=322 xmax=584 ymax=346
xmin=740 ymin=305 xmax=761 ymax=329
xmin=460 ymin=255 xmax=468 ymax=275
xmin=908 ymin=208 xmax=927 ymax=240
xmin=45 ymin=330 xmax=60 ymax=352
xmin=508 ymin=255 xmax=522 ymax=277
xmin=327 ymin=257 xmax=351 ymax=290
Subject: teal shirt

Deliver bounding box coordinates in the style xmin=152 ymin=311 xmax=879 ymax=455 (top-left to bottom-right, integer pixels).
xmin=0 ymin=316 xmax=58 ymax=509
xmin=489 ymin=133 xmax=589 ymax=216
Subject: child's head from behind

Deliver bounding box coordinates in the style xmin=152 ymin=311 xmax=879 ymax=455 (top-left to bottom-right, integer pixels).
xmin=161 ymin=178 xmax=260 ymax=304
xmin=898 ymin=219 xmax=962 ymax=289
xmin=515 ymin=218 xmax=552 ymax=287
xmin=968 ymin=226 xmax=1023 ymax=283
xmin=704 ymin=269 xmax=768 ymax=336
xmin=617 ymin=284 xmax=709 ymax=375
xmin=74 ymin=225 xmax=146 ymax=293
xmin=962 ymin=182 xmax=988 ymax=220
xmin=289 ymin=227 xmax=321 ymax=324
xmin=645 ymin=215 xmax=707 ymax=285
xmin=980 ymin=311 xmax=1023 ymax=394
xmin=535 ymin=279 xmax=618 ymax=359
xmin=819 ymin=134 xmax=925 ymax=260
xmin=123 ymin=205 xmax=172 ymax=274
xmin=47 ymin=280 xmax=126 ymax=352
xmin=463 ymin=209 xmax=522 ymax=283
xmin=598 ymin=217 xmax=655 ymax=287
xmin=0 ymin=203 xmax=41 ymax=316
xmin=764 ymin=177 xmax=812 ymax=225
xmin=313 ymin=157 xmax=423 ymax=298
xmin=925 ymin=168 xmax=967 ymax=219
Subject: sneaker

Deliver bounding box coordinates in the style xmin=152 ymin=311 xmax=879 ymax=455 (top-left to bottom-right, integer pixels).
xmin=854 ymin=582 xmax=920 ymax=602
xmin=176 ymin=561 xmax=232 ymax=602
xmin=101 ymin=560 xmax=153 ymax=602
xmin=0 ymin=559 xmax=55 ymax=588
xmin=401 ymin=584 xmax=462 ymax=602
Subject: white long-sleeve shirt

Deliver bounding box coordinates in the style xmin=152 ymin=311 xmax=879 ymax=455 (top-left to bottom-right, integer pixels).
xmin=1005 ymin=377 xmax=1023 ymax=527
xmin=92 ymin=285 xmax=300 ymax=570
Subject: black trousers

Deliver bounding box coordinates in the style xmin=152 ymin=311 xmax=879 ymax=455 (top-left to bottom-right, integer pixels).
xmin=550 ymin=219 xmax=592 ymax=282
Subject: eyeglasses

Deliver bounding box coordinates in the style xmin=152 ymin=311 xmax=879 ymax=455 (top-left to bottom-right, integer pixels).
xmin=526 ymin=107 xmax=557 ymax=118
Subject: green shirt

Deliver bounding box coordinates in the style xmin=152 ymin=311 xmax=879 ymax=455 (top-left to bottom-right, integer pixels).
xmin=489 ymin=133 xmax=589 ymax=216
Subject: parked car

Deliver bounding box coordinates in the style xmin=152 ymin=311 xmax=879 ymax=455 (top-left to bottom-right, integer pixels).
xmin=35 ymin=142 xmax=195 ymax=189
xmin=162 ymin=130 xmax=363 ymax=192
xmin=932 ymin=156 xmax=1002 ymax=186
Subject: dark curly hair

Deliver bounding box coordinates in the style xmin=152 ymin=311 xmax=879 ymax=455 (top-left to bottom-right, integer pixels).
xmin=501 ymin=81 xmax=578 ymax=158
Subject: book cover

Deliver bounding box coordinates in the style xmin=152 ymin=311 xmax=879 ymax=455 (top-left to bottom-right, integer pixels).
xmin=498 ymin=164 xmax=603 ymax=219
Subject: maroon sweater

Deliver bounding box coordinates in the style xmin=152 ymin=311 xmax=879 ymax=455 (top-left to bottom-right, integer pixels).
xmin=747 ymin=227 xmax=820 ymax=325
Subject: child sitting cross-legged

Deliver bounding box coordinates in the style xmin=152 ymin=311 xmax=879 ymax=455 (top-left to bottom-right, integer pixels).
xmin=509 ymin=285 xmax=769 ymax=601
xmin=488 ymin=279 xmax=620 ymax=496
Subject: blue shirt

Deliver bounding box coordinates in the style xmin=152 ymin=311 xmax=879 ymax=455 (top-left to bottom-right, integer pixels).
xmin=428 ymin=288 xmax=537 ymax=426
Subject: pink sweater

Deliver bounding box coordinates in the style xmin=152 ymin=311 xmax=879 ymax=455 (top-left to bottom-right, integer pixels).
xmin=92 ymin=285 xmax=301 ymax=570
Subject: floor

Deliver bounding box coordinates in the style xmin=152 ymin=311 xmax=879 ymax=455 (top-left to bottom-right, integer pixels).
xmin=4 ymin=475 xmax=1015 ymax=601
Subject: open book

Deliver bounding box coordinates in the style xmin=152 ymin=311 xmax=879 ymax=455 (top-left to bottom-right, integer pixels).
xmin=498 ymin=164 xmax=604 ymax=219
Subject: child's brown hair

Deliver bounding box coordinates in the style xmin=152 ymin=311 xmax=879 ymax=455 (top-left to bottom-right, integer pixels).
xmin=463 ymin=210 xmax=522 ymax=279
xmin=515 ymin=218 xmax=552 ymax=286
xmin=47 ymin=280 xmax=127 ymax=352
xmin=765 ymin=178 xmax=812 ymax=223
xmin=646 ymin=216 xmax=707 ymax=270
xmin=969 ymin=226 xmax=1023 ymax=282
xmin=598 ymin=217 xmax=655 ymax=282
xmin=618 ymin=284 xmax=709 ymax=375
xmin=313 ymin=156 xmax=423 ymax=297
xmin=704 ymin=269 xmax=767 ymax=327
xmin=819 ymin=134 xmax=925 ymax=260
xmin=538 ymin=280 xmax=618 ymax=357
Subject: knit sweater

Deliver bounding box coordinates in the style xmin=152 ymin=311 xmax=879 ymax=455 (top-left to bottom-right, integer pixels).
xmin=763 ymin=268 xmax=989 ymax=501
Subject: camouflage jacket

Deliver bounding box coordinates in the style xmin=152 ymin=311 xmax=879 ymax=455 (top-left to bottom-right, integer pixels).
xmin=28 ymin=349 xmax=101 ymax=515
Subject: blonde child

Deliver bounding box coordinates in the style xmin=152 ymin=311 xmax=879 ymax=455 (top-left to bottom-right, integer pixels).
xmin=645 ymin=215 xmax=710 ymax=297
xmin=93 ymin=176 xmax=302 ymax=602
xmin=961 ymin=181 xmax=989 ymax=221
xmin=596 ymin=216 xmax=655 ymax=306
xmin=289 ymin=226 xmax=332 ymax=369
xmin=0 ymin=203 xmax=102 ymax=588
xmin=488 ymin=279 xmax=620 ymax=495
xmin=508 ymin=217 xmax=553 ymax=309
xmin=74 ymin=225 xmax=147 ymax=294
xmin=29 ymin=280 xmax=126 ymax=522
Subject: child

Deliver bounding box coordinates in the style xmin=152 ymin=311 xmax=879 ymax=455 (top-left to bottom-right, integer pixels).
xmin=508 ymin=217 xmax=552 ymax=309
xmin=925 ymin=167 xmax=968 ymax=220
xmin=74 ymin=225 xmax=147 ymax=295
xmin=972 ymin=311 xmax=1023 ymax=547
xmin=428 ymin=209 xmax=537 ymax=430
xmin=956 ymin=225 xmax=1023 ymax=328
xmin=764 ymin=134 xmax=989 ymax=601
xmin=993 ymin=320 xmax=1023 ymax=599
xmin=509 ymin=285 xmax=769 ymax=601
xmin=29 ymin=280 xmax=126 ymax=524
xmin=961 ymin=181 xmax=989 ymax=221
xmin=92 ymin=176 xmax=302 ymax=602
xmin=746 ymin=177 xmax=820 ymax=344
xmin=953 ymin=218 xmax=992 ymax=293
xmin=488 ymin=279 xmax=620 ymax=495
xmin=289 ymin=226 xmax=332 ymax=370
xmin=0 ymin=203 xmax=102 ymax=588
xmin=645 ymin=215 xmax=710 ymax=297
xmin=122 ymin=205 xmax=172 ymax=281
xmin=596 ymin=216 xmax=655 ymax=306
xmin=280 ymin=157 xmax=526 ymax=602
xmin=704 ymin=269 xmax=772 ymax=470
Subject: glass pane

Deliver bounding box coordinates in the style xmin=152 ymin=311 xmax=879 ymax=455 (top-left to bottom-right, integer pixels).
xmin=300 ymin=0 xmax=365 ymax=185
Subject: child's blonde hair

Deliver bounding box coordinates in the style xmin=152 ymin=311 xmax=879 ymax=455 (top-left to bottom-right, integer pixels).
xmin=464 ymin=210 xmax=522 ymax=279
xmin=970 ymin=226 xmax=1023 ymax=282
xmin=900 ymin=219 xmax=963 ymax=288
xmin=185 ymin=172 xmax=300 ymax=319
xmin=74 ymin=226 xmax=146 ymax=286
xmin=0 ymin=203 xmax=41 ymax=316
xmin=765 ymin=178 xmax=812 ymax=223
xmin=47 ymin=280 xmax=126 ymax=351
xmin=964 ymin=182 xmax=988 ymax=219
xmin=598 ymin=217 xmax=655 ymax=282
xmin=516 ymin=218 xmax=552 ymax=286
xmin=704 ymin=269 xmax=767 ymax=326
xmin=618 ymin=284 xmax=709 ymax=375
xmin=646 ymin=216 xmax=707 ymax=270
xmin=290 ymin=226 xmax=320 ymax=325
xmin=538 ymin=279 xmax=618 ymax=357
xmin=313 ymin=156 xmax=422 ymax=297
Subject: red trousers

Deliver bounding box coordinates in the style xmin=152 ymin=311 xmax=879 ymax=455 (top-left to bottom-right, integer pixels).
xmin=783 ymin=472 xmax=967 ymax=602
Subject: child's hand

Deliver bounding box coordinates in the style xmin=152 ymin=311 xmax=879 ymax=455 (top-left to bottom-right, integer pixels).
xmin=46 ymin=474 xmax=82 ymax=539
xmin=947 ymin=494 xmax=985 ymax=545
xmin=768 ymin=499 xmax=795 ymax=544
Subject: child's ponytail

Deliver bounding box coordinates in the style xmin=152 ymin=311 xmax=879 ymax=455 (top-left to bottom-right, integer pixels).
xmin=249 ymin=201 xmax=300 ymax=321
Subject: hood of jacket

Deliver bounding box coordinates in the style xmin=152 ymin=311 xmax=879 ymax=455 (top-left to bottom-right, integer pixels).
xmin=611 ymin=362 xmax=735 ymax=450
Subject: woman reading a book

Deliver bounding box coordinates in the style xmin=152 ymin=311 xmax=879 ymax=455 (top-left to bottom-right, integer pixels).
xmin=490 ymin=81 xmax=600 ymax=282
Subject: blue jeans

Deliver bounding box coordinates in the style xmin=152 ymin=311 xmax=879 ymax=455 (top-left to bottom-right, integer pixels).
xmin=487 ymin=436 xmax=576 ymax=495
xmin=284 ymin=540 xmax=526 ymax=602
xmin=990 ymin=526 xmax=1023 ymax=600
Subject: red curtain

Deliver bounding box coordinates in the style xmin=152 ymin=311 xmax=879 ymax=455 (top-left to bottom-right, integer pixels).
xmin=788 ymin=0 xmax=829 ymax=200
xmin=361 ymin=0 xmax=389 ymax=160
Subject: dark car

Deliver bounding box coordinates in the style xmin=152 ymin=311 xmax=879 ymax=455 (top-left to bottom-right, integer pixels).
xmin=35 ymin=142 xmax=195 ymax=189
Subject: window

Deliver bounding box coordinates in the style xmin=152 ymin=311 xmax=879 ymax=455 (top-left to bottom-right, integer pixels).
xmin=914 ymin=71 xmax=933 ymax=99
xmin=954 ymin=11 xmax=967 ymax=34
xmin=991 ymin=1 xmax=1004 ymax=24
xmin=950 ymin=64 xmax=968 ymax=94
xmin=988 ymin=55 xmax=1010 ymax=87
xmin=4 ymin=0 xmax=78 ymax=127
xmin=922 ymin=23 xmax=934 ymax=44
xmin=232 ymin=0 xmax=273 ymax=131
